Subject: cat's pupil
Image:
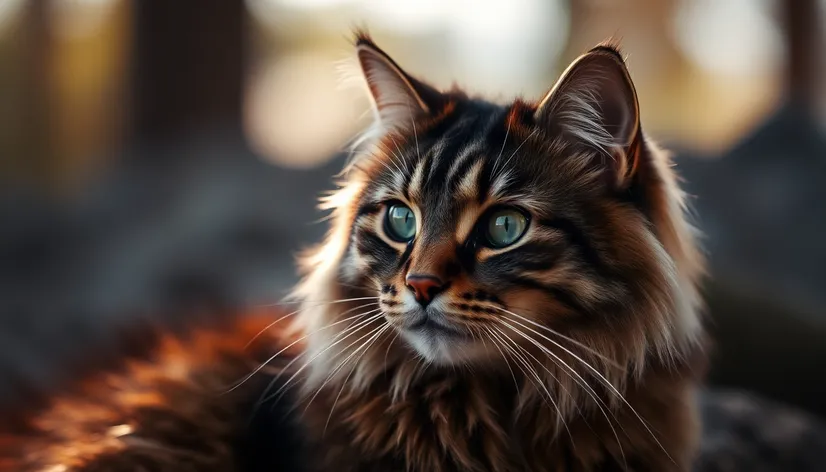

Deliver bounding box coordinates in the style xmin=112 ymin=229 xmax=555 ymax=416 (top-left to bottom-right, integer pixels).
xmin=486 ymin=209 xmax=528 ymax=248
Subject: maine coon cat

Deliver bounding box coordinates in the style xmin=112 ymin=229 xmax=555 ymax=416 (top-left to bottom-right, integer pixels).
xmin=286 ymin=31 xmax=705 ymax=471
xmin=2 ymin=32 xmax=707 ymax=471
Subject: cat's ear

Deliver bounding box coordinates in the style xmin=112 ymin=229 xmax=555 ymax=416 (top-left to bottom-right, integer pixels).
xmin=535 ymin=44 xmax=641 ymax=185
xmin=355 ymin=31 xmax=444 ymax=130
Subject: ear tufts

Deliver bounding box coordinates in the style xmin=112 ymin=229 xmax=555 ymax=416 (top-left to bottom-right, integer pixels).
xmin=534 ymin=40 xmax=642 ymax=187
xmin=353 ymin=29 xmax=444 ymax=132
xmin=352 ymin=27 xmax=376 ymax=49
xmin=588 ymin=39 xmax=625 ymax=61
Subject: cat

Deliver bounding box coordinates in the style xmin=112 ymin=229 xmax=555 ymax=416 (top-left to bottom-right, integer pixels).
xmin=2 ymin=31 xmax=709 ymax=471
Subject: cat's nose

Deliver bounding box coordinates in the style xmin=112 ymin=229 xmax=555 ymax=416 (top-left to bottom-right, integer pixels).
xmin=405 ymin=274 xmax=446 ymax=307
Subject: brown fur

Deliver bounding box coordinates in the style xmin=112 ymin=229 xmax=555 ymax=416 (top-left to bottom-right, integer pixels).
xmin=0 ymin=311 xmax=299 ymax=472
xmin=298 ymin=348 xmax=705 ymax=472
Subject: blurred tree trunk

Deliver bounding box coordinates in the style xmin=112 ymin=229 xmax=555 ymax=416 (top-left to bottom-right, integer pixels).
xmin=16 ymin=0 xmax=55 ymax=188
xmin=782 ymin=0 xmax=821 ymax=109
xmin=129 ymin=1 xmax=246 ymax=154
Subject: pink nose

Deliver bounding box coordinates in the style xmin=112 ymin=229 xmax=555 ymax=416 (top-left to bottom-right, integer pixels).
xmin=405 ymin=274 xmax=445 ymax=306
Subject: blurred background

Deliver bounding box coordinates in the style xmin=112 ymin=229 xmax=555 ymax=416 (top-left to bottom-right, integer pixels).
xmin=0 ymin=0 xmax=824 ymax=419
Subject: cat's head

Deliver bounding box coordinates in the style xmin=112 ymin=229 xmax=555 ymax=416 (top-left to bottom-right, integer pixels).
xmin=293 ymin=32 xmax=703 ymax=382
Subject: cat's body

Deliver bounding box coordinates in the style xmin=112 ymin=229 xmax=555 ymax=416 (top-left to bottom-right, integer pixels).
xmin=1 ymin=32 xmax=783 ymax=471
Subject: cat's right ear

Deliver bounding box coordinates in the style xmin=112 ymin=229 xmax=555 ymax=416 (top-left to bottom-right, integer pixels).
xmin=355 ymin=31 xmax=443 ymax=130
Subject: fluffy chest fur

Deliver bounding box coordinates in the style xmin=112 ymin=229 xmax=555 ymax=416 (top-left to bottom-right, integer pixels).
xmin=289 ymin=353 xmax=701 ymax=472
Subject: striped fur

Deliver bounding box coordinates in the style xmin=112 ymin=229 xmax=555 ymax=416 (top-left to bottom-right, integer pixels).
xmin=289 ymin=32 xmax=706 ymax=471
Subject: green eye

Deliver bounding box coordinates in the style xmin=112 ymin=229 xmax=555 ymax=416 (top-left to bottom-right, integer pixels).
xmin=385 ymin=203 xmax=416 ymax=242
xmin=485 ymin=208 xmax=528 ymax=248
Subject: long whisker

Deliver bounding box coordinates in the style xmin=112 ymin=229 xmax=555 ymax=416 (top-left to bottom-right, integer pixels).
xmin=257 ymin=319 xmax=382 ymax=412
xmin=497 ymin=129 xmax=537 ymax=178
xmin=491 ymin=306 xmax=623 ymax=369
xmin=483 ymin=328 xmax=519 ymax=396
xmin=496 ymin=315 xmax=668 ymax=462
xmin=252 ymin=308 xmax=384 ymax=404
xmin=491 ymin=116 xmax=511 ymax=176
xmin=407 ymin=99 xmax=421 ymax=163
xmin=251 ymin=311 xmax=384 ymax=417
xmin=263 ymin=317 xmax=386 ymax=405
xmin=304 ymin=321 xmax=390 ymax=413
xmin=321 ymin=324 xmax=392 ymax=435
xmin=380 ymin=141 xmax=406 ymax=177
xmin=255 ymin=296 xmax=379 ymax=308
xmin=488 ymin=327 xmax=570 ymax=437
xmin=488 ymin=328 xmax=556 ymax=411
xmin=245 ymin=301 xmax=378 ymax=349
xmin=384 ymin=329 xmax=401 ymax=373
xmin=229 ymin=308 xmax=382 ymax=393
xmin=388 ymin=135 xmax=409 ymax=176
xmin=498 ymin=320 xmax=629 ymax=468
xmin=368 ymin=147 xmax=403 ymax=177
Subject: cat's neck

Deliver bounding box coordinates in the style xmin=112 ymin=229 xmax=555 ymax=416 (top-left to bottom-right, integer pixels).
xmin=294 ymin=342 xmax=700 ymax=472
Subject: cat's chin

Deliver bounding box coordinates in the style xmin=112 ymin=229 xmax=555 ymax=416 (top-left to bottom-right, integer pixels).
xmin=399 ymin=326 xmax=485 ymax=366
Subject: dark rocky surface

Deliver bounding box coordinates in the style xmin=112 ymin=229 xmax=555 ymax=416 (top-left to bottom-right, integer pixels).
xmin=697 ymin=390 xmax=826 ymax=472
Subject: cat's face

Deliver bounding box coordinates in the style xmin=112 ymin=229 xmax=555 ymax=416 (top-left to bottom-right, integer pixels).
xmin=309 ymin=33 xmax=701 ymax=371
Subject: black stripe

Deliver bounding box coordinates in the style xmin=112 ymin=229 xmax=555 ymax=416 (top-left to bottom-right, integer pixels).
xmin=355 ymin=202 xmax=381 ymax=219
xmin=355 ymin=231 xmax=398 ymax=278
xmin=537 ymin=217 xmax=611 ymax=277
xmin=483 ymin=241 xmax=565 ymax=273
xmin=396 ymin=239 xmax=415 ymax=271
xmin=417 ymin=106 xmax=464 ymax=192
xmin=446 ymin=152 xmax=482 ymax=193
xmin=477 ymin=108 xmax=513 ymax=202
xmin=476 ymin=154 xmax=494 ymax=204
xmin=509 ymin=276 xmax=594 ymax=317
xmin=426 ymin=121 xmax=473 ymax=192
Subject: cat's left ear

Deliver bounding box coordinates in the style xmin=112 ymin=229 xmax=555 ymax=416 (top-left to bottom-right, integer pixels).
xmin=535 ymin=44 xmax=641 ymax=187
xmin=355 ymin=31 xmax=445 ymax=131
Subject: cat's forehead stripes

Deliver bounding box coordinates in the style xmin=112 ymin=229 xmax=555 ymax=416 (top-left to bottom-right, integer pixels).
xmin=384 ymin=104 xmax=510 ymax=205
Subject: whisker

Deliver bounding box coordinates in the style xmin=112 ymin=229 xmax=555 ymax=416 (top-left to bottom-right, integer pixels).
xmin=384 ymin=329 xmax=400 ymax=373
xmin=498 ymin=320 xmax=629 ymax=468
xmin=388 ymin=135 xmax=409 ymax=176
xmin=245 ymin=301 xmax=378 ymax=349
xmin=491 ymin=115 xmax=511 ymax=176
xmin=488 ymin=328 xmax=556 ymax=409
xmin=254 ymin=296 xmax=379 ymax=308
xmin=483 ymin=328 xmax=519 ymax=396
xmin=376 ymin=153 xmax=402 ymax=177
xmin=491 ymin=306 xmax=623 ymax=369
xmin=229 ymin=308 xmax=382 ymax=394
xmin=380 ymin=141 xmax=406 ymax=177
xmin=407 ymin=99 xmax=421 ymax=163
xmin=489 ymin=327 xmax=571 ymax=438
xmin=497 ymin=315 xmax=664 ymax=460
xmin=263 ymin=317 xmax=386 ymax=405
xmin=497 ymin=129 xmax=537 ymax=178
xmin=304 ymin=321 xmax=390 ymax=412
xmin=254 ymin=308 xmax=385 ymax=412
xmin=320 ymin=324 xmax=392 ymax=435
